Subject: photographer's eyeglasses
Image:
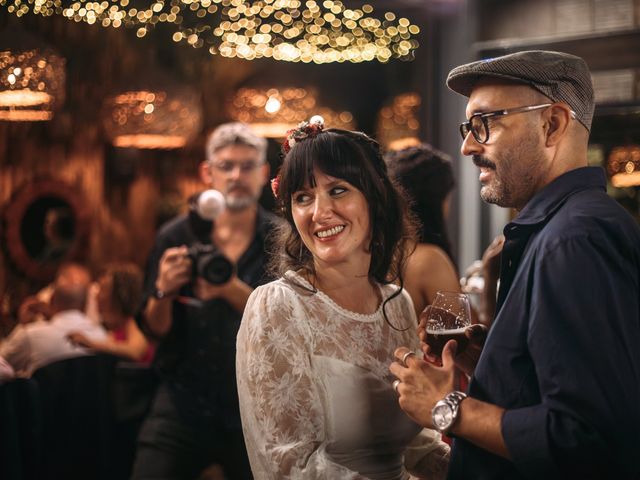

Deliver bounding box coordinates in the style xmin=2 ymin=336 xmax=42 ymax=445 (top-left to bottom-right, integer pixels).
xmin=460 ymin=103 xmax=575 ymax=144
xmin=211 ymin=161 xmax=263 ymax=173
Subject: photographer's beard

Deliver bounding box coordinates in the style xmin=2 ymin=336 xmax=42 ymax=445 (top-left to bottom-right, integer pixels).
xmin=223 ymin=182 xmax=261 ymax=211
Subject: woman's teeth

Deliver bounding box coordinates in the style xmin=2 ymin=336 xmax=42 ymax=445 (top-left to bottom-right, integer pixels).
xmin=316 ymin=225 xmax=345 ymax=238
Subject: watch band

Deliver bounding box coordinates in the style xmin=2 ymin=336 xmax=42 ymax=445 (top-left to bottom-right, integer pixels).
xmin=432 ymin=390 xmax=467 ymax=434
xmin=152 ymin=285 xmax=174 ymax=300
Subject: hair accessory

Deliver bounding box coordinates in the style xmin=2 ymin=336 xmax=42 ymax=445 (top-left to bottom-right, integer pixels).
xmin=282 ymin=116 xmax=325 ymax=154
xmin=270 ymin=174 xmax=281 ymax=198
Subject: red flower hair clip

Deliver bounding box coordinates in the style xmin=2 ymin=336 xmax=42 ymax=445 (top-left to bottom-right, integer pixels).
xmin=281 ymin=116 xmax=325 ymax=155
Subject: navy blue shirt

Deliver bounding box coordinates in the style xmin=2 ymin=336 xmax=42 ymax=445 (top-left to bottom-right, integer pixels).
xmin=140 ymin=207 xmax=277 ymax=434
xmin=448 ymin=167 xmax=640 ymax=480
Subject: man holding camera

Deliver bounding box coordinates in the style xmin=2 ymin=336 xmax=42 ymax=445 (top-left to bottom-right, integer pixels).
xmin=132 ymin=123 xmax=276 ymax=480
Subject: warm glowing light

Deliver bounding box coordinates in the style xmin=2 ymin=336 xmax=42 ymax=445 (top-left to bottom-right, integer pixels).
xmin=0 ymin=40 xmax=66 ymax=121
xmin=265 ymin=95 xmax=281 ymax=113
xmin=229 ymin=87 xmax=355 ymax=137
xmin=1 ymin=0 xmax=420 ymax=64
xmin=376 ymin=92 xmax=421 ymax=149
xmin=102 ymin=87 xmax=202 ymax=149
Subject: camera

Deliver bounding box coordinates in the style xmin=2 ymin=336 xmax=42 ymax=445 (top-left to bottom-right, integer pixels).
xmin=187 ymin=189 xmax=235 ymax=285
xmin=187 ymin=243 xmax=234 ymax=285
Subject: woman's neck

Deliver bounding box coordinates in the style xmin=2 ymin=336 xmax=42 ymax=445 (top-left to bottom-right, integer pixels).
xmin=311 ymin=265 xmax=381 ymax=315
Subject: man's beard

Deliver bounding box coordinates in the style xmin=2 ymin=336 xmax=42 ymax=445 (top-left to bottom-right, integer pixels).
xmin=473 ymin=155 xmax=509 ymax=206
xmin=224 ymin=184 xmax=259 ymax=211
xmin=473 ymin=132 xmax=543 ymax=209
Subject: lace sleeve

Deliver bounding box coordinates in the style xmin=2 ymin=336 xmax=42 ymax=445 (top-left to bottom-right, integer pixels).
xmin=237 ymin=282 xmax=368 ymax=480
xmin=404 ymin=428 xmax=450 ymax=480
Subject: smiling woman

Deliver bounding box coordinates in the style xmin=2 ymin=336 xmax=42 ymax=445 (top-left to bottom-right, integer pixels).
xmin=235 ymin=121 xmax=450 ymax=480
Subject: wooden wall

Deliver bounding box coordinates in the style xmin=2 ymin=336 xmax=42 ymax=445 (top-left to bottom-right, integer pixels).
xmin=0 ymin=14 xmax=257 ymax=333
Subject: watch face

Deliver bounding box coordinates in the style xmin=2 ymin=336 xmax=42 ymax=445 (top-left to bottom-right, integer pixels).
xmin=433 ymin=402 xmax=454 ymax=430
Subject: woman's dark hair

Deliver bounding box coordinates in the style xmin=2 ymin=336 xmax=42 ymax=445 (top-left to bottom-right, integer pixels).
xmin=270 ymin=128 xmax=417 ymax=327
xmin=103 ymin=262 xmax=143 ymax=317
xmin=385 ymin=144 xmax=456 ymax=264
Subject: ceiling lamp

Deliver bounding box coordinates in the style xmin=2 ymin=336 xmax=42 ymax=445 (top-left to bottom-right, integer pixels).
xmin=0 ymin=25 xmax=66 ymax=121
xmin=1 ymin=0 xmax=420 ymax=64
xmin=102 ymin=74 xmax=203 ymax=149
xmin=608 ymin=145 xmax=640 ymax=188
xmin=376 ymin=92 xmax=421 ymax=150
xmin=228 ymin=87 xmax=355 ymax=138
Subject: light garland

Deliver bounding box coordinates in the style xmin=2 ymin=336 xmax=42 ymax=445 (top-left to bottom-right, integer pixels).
xmin=0 ymin=0 xmax=420 ymax=64
xmin=228 ymin=87 xmax=355 ymax=137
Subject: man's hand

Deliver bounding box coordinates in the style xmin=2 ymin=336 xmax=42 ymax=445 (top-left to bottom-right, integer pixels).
xmin=389 ymin=342 xmax=458 ymax=428
xmin=18 ymin=297 xmax=51 ymax=324
xmin=67 ymin=331 xmax=95 ymax=349
xmin=156 ymin=246 xmax=192 ymax=295
xmin=193 ymin=275 xmax=232 ymax=301
xmin=418 ymin=310 xmax=488 ymax=377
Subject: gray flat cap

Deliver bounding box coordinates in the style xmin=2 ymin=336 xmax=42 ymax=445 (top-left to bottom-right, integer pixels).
xmin=446 ymin=50 xmax=594 ymax=132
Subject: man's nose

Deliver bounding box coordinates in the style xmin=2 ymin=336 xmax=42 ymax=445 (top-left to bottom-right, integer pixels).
xmin=461 ymin=131 xmax=482 ymax=157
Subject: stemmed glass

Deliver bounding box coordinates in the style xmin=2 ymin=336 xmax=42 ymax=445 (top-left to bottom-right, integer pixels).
xmin=420 ymin=291 xmax=472 ymax=356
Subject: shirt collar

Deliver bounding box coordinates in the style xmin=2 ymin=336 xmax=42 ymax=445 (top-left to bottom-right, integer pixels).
xmin=510 ymin=166 xmax=606 ymax=227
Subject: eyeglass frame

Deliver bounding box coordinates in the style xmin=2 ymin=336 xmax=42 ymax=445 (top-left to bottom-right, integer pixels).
xmin=459 ymin=103 xmax=577 ymax=144
xmin=209 ymin=160 xmax=265 ymax=174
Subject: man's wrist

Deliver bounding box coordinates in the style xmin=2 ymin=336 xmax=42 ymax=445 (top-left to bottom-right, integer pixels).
xmin=152 ymin=284 xmax=177 ymax=300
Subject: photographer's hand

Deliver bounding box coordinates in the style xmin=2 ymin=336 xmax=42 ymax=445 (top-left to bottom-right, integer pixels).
xmin=194 ymin=275 xmax=253 ymax=313
xmin=156 ymin=246 xmax=191 ymax=295
xmin=144 ymin=246 xmax=191 ymax=337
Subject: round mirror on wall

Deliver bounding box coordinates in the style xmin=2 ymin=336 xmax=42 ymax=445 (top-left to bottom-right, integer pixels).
xmin=1 ymin=178 xmax=91 ymax=282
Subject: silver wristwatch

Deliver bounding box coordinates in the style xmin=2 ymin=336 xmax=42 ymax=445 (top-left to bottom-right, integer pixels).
xmin=431 ymin=391 xmax=467 ymax=434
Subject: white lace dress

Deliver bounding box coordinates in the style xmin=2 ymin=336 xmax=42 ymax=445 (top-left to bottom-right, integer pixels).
xmin=236 ymin=271 xmax=449 ymax=480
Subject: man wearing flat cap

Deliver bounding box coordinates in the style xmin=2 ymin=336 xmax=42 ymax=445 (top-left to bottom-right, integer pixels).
xmin=391 ymin=50 xmax=640 ymax=479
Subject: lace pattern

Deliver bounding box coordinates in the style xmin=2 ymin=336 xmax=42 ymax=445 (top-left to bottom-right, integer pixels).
xmin=237 ymin=271 xmax=449 ymax=480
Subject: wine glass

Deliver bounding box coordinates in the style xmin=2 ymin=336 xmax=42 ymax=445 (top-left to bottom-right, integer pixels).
xmin=420 ymin=291 xmax=472 ymax=357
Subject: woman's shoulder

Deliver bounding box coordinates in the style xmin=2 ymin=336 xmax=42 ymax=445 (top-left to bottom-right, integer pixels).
xmin=408 ymin=243 xmax=454 ymax=269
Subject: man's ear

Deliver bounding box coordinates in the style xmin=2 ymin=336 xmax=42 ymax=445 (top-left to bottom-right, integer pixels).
xmin=544 ymin=104 xmax=572 ymax=147
xmin=199 ymin=160 xmax=212 ymax=184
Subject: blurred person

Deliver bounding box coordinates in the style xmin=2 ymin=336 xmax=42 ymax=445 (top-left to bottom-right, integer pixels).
xmin=0 ymin=263 xmax=107 ymax=377
xmin=236 ymin=121 xmax=450 ymax=479
xmin=385 ymin=145 xmax=462 ymax=317
xmin=68 ymin=262 xmax=153 ymax=363
xmin=16 ymin=261 xmax=93 ymax=326
xmin=390 ymin=51 xmax=640 ymax=479
xmin=38 ymin=207 xmax=74 ymax=264
xmin=131 ymin=122 xmax=277 ymax=480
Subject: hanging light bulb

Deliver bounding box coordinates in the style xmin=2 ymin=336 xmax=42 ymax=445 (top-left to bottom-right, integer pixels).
xmin=228 ymin=87 xmax=355 ymax=138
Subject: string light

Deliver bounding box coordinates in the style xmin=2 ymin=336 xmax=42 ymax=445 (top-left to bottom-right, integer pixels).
xmin=0 ymin=0 xmax=420 ymax=63
xmin=228 ymin=87 xmax=355 ymax=137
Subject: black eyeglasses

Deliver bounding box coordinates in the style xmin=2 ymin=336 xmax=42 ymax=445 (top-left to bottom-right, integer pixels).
xmin=210 ymin=160 xmax=263 ymax=173
xmin=460 ymin=103 xmax=556 ymax=144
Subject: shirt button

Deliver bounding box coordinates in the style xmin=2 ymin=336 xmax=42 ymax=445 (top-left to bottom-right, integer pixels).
xmin=508 ymin=260 xmax=513 ymax=267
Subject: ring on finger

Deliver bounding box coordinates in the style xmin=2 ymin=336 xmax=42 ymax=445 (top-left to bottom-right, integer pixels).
xmin=401 ymin=350 xmax=416 ymax=367
xmin=392 ymin=379 xmax=401 ymax=393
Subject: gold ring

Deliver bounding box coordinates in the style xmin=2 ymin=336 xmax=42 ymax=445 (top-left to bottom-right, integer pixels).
xmin=401 ymin=350 xmax=416 ymax=367
xmin=392 ymin=379 xmax=401 ymax=393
